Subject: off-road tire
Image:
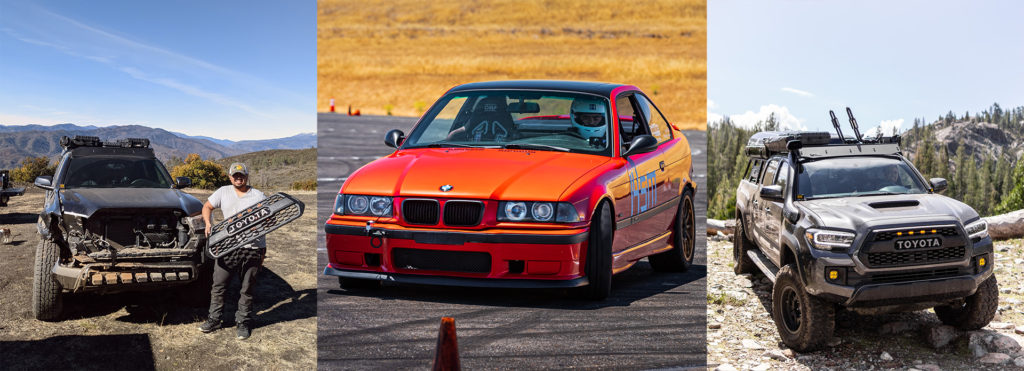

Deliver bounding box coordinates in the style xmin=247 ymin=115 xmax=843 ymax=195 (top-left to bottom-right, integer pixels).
xmin=733 ymin=216 xmax=756 ymax=275
xmin=576 ymin=201 xmax=613 ymax=300
xmin=934 ymin=275 xmax=999 ymax=330
xmin=772 ymin=264 xmax=834 ymax=352
xmin=650 ymin=189 xmax=695 ymax=272
xmin=32 ymin=239 xmax=63 ymax=321
xmin=339 ymin=277 xmax=381 ymax=290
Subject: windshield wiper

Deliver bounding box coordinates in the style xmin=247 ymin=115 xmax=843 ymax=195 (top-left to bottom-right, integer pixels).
xmin=422 ymin=143 xmax=492 ymax=149
xmin=501 ymin=143 xmax=570 ymax=152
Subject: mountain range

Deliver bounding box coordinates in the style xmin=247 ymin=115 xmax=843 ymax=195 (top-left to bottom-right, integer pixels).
xmin=0 ymin=123 xmax=315 ymax=168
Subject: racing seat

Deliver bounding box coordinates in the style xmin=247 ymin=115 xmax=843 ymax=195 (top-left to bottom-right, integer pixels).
xmin=460 ymin=96 xmax=516 ymax=142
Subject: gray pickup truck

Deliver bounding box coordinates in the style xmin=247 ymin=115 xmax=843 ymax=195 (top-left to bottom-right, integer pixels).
xmin=732 ymin=110 xmax=996 ymax=352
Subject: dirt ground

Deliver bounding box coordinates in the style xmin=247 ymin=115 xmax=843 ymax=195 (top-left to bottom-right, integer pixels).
xmin=706 ymin=237 xmax=1024 ymax=370
xmin=0 ymin=187 xmax=316 ymax=370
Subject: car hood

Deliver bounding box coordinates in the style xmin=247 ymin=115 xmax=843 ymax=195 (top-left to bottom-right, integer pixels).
xmin=797 ymin=193 xmax=979 ymax=230
xmin=341 ymin=148 xmax=612 ymax=200
xmin=60 ymin=188 xmax=204 ymax=217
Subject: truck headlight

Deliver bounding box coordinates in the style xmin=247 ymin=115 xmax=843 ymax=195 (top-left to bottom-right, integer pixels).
xmin=805 ymin=228 xmax=855 ymax=250
xmin=498 ymin=201 xmax=578 ymax=223
xmin=965 ymin=219 xmax=988 ymax=240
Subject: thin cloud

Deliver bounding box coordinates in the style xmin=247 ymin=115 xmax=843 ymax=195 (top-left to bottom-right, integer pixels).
xmin=727 ymin=104 xmax=807 ymax=131
xmin=781 ymin=87 xmax=814 ymax=97
xmin=863 ymin=119 xmax=905 ymax=137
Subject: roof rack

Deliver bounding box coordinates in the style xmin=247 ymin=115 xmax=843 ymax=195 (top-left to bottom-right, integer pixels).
xmin=60 ymin=136 xmax=151 ymax=150
xmin=744 ymin=108 xmax=903 ymax=159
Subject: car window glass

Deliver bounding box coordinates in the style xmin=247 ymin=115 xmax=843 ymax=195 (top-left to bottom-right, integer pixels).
xmin=64 ymin=157 xmax=174 ymax=189
xmin=795 ymin=157 xmax=929 ymax=199
xmin=761 ymin=159 xmax=779 ymax=186
xmin=417 ymin=96 xmax=468 ymax=143
xmin=634 ymin=94 xmax=672 ymax=142
xmin=775 ymin=161 xmax=791 ymax=193
xmin=747 ymin=159 xmax=763 ymax=183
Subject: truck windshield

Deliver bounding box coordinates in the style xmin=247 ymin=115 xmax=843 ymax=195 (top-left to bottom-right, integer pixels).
xmin=63 ymin=157 xmax=175 ymax=189
xmin=795 ymin=157 xmax=928 ymax=200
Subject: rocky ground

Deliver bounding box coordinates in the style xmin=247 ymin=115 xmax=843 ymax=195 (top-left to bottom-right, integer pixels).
xmin=706 ymin=237 xmax=1024 ymax=370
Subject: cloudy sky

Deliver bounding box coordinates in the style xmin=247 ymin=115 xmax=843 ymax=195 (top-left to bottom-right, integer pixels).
xmin=709 ymin=0 xmax=1024 ymax=136
xmin=0 ymin=0 xmax=314 ymax=140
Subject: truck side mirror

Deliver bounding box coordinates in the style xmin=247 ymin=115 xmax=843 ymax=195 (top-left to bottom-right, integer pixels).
xmin=760 ymin=185 xmax=784 ymax=201
xmin=384 ymin=129 xmax=405 ymax=148
xmin=622 ymin=135 xmax=658 ymax=157
xmin=930 ymin=178 xmax=947 ymax=193
xmin=34 ymin=176 xmax=54 ymax=190
xmin=175 ymin=177 xmax=192 ymax=189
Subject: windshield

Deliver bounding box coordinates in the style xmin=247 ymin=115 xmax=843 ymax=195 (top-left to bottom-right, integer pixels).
xmin=403 ymin=90 xmax=613 ymax=156
xmin=63 ymin=157 xmax=175 ymax=189
xmin=795 ymin=157 xmax=928 ymax=199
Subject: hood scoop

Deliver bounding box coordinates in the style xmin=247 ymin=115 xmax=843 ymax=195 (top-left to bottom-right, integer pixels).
xmin=869 ymin=200 xmax=920 ymax=209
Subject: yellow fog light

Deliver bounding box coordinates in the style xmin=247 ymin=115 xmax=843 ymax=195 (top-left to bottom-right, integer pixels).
xmin=979 ymin=257 xmax=986 ymax=267
xmin=828 ymin=270 xmax=839 ymax=280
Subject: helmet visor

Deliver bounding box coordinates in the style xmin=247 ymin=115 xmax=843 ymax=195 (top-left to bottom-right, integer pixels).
xmin=573 ymin=112 xmax=605 ymax=127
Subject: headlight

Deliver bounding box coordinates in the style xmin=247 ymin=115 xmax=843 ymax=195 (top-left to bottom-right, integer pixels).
xmin=965 ymin=219 xmax=988 ymax=240
xmin=805 ymin=228 xmax=855 ymax=250
xmin=499 ymin=201 xmax=578 ymax=223
xmin=333 ymin=194 xmax=345 ymax=215
xmin=338 ymin=194 xmax=392 ymax=217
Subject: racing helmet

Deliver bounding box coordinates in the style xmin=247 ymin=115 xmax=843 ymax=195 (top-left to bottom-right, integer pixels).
xmin=570 ymin=98 xmax=608 ymax=141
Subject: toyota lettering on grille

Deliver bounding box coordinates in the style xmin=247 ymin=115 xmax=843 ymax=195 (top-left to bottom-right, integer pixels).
xmin=894 ymin=237 xmax=942 ymax=250
xmin=226 ymin=206 xmax=272 ymax=235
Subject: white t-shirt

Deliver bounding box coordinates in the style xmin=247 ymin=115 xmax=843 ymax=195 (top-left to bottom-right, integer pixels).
xmin=209 ymin=185 xmax=267 ymax=249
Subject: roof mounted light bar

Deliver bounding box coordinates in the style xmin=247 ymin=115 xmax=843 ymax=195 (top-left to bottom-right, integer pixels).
xmin=60 ymin=135 xmax=151 ymax=149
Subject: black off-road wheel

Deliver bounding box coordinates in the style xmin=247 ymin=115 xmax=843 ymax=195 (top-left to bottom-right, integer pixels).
xmin=32 ymin=239 xmax=64 ymax=321
xmin=576 ymin=201 xmax=613 ymax=300
xmin=934 ymin=275 xmax=999 ymax=330
xmin=772 ymin=265 xmax=834 ymax=352
xmin=339 ymin=277 xmax=381 ymax=290
xmin=650 ymin=189 xmax=695 ymax=272
xmin=733 ymin=216 xmax=756 ymax=275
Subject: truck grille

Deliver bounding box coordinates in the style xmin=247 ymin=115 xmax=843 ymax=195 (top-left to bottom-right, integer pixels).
xmin=866 ymin=246 xmax=965 ymax=267
xmin=392 ymin=248 xmax=490 ymax=273
xmin=403 ymin=200 xmax=439 ymax=225
xmin=443 ymin=201 xmax=483 ymax=226
xmin=870 ymin=268 xmax=960 ymax=283
xmin=874 ymin=227 xmax=958 ymax=241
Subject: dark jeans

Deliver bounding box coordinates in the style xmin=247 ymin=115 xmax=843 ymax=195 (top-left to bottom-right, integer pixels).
xmin=208 ymin=248 xmax=264 ymax=324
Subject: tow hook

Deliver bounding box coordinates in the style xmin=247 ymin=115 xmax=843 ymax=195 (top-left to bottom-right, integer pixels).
xmin=366 ymin=221 xmax=386 ymax=248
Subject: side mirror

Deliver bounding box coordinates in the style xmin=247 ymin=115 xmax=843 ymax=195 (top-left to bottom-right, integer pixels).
xmin=34 ymin=176 xmax=54 ymax=190
xmin=384 ymin=129 xmax=405 ymax=148
xmin=175 ymin=177 xmax=192 ymax=189
xmin=622 ymin=135 xmax=659 ymax=157
xmin=760 ymin=185 xmax=784 ymax=201
xmin=930 ymin=178 xmax=947 ymax=193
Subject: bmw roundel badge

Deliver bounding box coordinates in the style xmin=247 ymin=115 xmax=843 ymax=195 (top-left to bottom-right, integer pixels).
xmin=440 ymin=184 xmax=453 ymax=192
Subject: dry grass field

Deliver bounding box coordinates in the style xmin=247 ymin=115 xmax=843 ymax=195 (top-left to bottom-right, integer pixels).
xmin=318 ymin=0 xmax=706 ymax=129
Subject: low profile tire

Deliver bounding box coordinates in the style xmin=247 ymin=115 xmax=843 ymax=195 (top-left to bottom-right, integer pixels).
xmin=576 ymin=201 xmax=613 ymax=300
xmin=649 ymin=189 xmax=695 ymax=272
xmin=772 ymin=264 xmax=834 ymax=352
xmin=934 ymin=275 xmax=998 ymax=330
xmin=733 ymin=216 xmax=757 ymax=275
xmin=32 ymin=239 xmax=64 ymax=321
xmin=339 ymin=277 xmax=381 ymax=290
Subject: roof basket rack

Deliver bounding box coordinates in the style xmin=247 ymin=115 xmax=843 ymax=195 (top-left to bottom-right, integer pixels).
xmin=745 ymin=131 xmax=831 ymax=158
xmin=60 ymin=136 xmax=152 ymax=149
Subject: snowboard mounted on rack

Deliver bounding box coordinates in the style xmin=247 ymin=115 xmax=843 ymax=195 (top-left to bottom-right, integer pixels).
xmin=207 ymin=192 xmax=305 ymax=259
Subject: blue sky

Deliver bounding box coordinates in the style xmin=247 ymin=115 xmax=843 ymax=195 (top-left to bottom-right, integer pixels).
xmin=0 ymin=0 xmax=314 ymax=140
xmin=709 ymin=1 xmax=1024 ymax=136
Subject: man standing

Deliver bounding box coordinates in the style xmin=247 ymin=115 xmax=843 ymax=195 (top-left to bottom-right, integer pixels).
xmin=198 ymin=162 xmax=266 ymax=340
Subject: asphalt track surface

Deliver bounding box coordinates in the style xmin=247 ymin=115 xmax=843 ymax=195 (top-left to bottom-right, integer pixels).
xmin=316 ymin=113 xmax=707 ymax=370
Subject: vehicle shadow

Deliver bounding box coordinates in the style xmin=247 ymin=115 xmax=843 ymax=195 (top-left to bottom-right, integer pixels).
xmin=61 ymin=267 xmax=314 ymax=328
xmin=326 ymin=261 xmax=706 ymax=310
xmin=0 ymin=333 xmax=156 ymax=370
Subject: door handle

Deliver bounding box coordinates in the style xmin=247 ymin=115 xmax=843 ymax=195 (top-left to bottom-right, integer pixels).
xmin=659 ymin=161 xmax=666 ymax=171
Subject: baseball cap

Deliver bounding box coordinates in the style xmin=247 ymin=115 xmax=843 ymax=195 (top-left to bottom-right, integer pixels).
xmin=229 ymin=163 xmax=248 ymax=176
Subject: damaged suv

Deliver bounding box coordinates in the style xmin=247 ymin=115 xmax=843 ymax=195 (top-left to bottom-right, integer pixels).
xmin=733 ymin=109 xmax=996 ymax=352
xmin=32 ymin=136 xmax=207 ymax=321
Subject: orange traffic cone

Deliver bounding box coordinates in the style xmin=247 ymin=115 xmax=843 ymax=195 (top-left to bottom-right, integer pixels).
xmin=329 ymin=98 xmax=335 ymax=112
xmin=353 ymin=109 xmax=361 ymax=116
xmin=432 ymin=317 xmax=460 ymax=371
